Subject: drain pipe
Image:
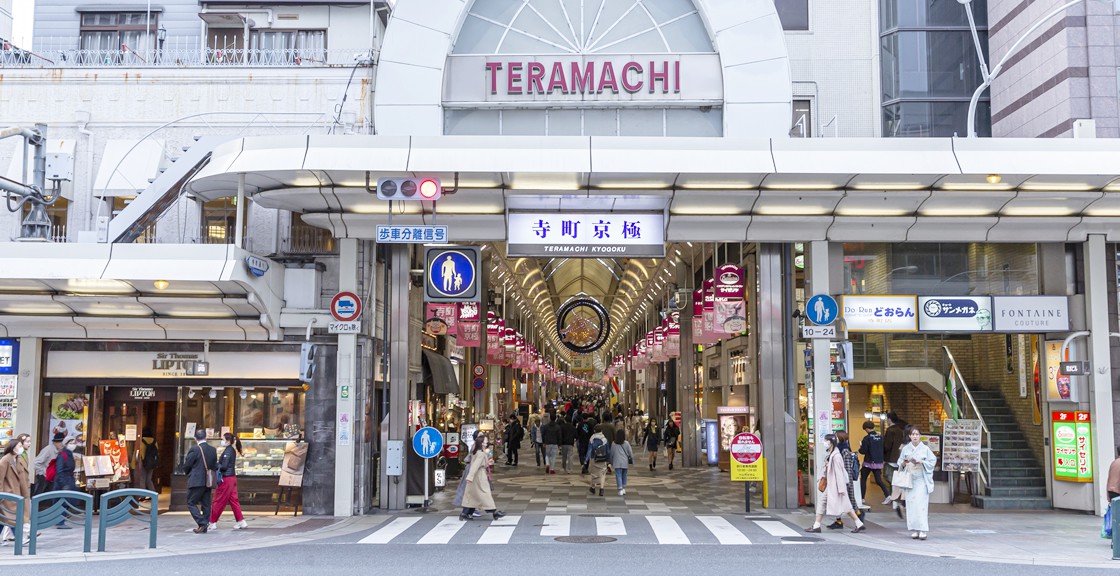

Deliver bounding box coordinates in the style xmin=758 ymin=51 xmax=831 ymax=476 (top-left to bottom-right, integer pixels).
xmin=76 ymin=112 xmax=95 ymax=229
xmin=234 ymin=173 xmax=246 ymax=248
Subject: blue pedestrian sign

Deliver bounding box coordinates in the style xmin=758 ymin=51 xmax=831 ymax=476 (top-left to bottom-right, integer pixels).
xmin=413 ymin=426 xmax=444 ymax=459
xmin=807 ymin=294 xmax=838 ymax=326
xmin=425 ymin=246 xmax=480 ymax=303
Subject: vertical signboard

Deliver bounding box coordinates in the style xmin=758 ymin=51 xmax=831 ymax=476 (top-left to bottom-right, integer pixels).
xmin=1052 ymin=411 xmax=1093 ymax=482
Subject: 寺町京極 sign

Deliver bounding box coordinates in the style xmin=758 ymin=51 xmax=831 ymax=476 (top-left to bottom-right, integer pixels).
xmin=506 ymin=213 xmax=664 ymax=257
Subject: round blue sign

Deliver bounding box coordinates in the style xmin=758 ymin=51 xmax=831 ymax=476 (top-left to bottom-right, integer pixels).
xmin=807 ymin=294 xmax=838 ymax=326
xmin=428 ymin=250 xmax=476 ymax=298
xmin=472 ymin=377 xmax=485 ymax=391
xmin=412 ymin=426 xmax=444 ymax=459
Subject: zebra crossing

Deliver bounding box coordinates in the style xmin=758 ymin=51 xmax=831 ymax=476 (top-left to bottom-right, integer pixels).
xmin=357 ymin=514 xmax=817 ymax=546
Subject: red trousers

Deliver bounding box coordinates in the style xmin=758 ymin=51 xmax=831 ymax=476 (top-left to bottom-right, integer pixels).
xmin=209 ymin=475 xmax=244 ymax=523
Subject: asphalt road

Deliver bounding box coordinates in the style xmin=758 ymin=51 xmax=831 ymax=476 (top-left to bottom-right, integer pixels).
xmin=9 ymin=539 xmax=1116 ymax=576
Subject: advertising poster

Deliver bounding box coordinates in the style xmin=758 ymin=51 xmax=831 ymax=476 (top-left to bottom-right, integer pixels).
xmin=457 ymin=302 xmax=481 ymax=347
xmin=713 ymin=264 xmax=747 ymax=334
xmin=0 ymin=376 xmax=15 ymax=443
xmin=98 ymin=438 xmax=131 ymax=482
xmin=49 ymin=393 xmax=89 ymax=448
xmin=1052 ymin=411 xmax=1093 ymax=482
xmin=703 ymin=279 xmax=717 ymax=342
xmin=941 ymin=419 xmax=982 ymax=472
xmin=1031 ymin=335 xmax=1042 ymax=425
xmin=424 ymin=303 xmax=456 ymax=336
xmin=1044 ymin=340 xmax=1073 ymax=401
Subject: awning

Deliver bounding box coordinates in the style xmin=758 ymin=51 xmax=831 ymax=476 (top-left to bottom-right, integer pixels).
xmin=93 ymin=139 xmax=165 ymax=197
xmin=421 ymin=350 xmax=458 ymax=395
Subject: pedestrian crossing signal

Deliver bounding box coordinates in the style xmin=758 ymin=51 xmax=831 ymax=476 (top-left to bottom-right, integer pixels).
xmin=376 ymin=177 xmax=441 ymax=201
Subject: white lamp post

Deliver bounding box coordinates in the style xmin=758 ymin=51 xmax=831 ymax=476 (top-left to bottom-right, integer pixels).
xmin=960 ymin=0 xmax=1108 ymax=137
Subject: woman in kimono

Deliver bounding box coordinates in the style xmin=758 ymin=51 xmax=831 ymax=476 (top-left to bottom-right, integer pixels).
xmin=805 ymin=434 xmax=866 ymax=533
xmin=896 ymin=427 xmax=937 ymax=540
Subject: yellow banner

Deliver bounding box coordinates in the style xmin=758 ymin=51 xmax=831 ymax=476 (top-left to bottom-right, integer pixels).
xmin=731 ymin=459 xmax=764 ymax=481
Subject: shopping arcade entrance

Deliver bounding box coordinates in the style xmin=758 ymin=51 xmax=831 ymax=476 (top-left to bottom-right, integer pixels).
xmin=182 ymin=134 xmax=1120 ymax=513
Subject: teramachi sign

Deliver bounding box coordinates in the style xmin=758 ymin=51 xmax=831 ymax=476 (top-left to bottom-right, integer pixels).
xmin=444 ymin=54 xmax=722 ymax=104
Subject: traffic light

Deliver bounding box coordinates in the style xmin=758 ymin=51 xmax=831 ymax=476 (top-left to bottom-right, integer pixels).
xmin=376 ymin=177 xmax=441 ymax=201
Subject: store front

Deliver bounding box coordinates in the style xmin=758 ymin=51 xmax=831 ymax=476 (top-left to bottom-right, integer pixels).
xmin=40 ymin=342 xmax=304 ymax=511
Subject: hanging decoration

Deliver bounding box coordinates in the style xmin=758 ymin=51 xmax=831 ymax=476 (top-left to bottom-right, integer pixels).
xmin=556 ymin=298 xmax=611 ymax=354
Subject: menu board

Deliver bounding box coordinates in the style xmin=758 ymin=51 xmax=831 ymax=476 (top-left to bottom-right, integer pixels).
xmin=1052 ymin=411 xmax=1093 ymax=482
xmin=49 ymin=393 xmax=88 ymax=448
xmin=941 ymin=419 xmax=982 ymax=472
xmin=98 ymin=439 xmax=131 ymax=483
xmin=0 ymin=376 xmax=15 ymax=443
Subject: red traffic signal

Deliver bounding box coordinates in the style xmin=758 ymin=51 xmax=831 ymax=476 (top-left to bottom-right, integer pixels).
xmin=376 ymin=177 xmax=441 ymax=201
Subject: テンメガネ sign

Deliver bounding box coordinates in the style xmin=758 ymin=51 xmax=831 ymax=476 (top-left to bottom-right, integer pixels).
xmin=507 ymin=213 xmax=664 ymax=257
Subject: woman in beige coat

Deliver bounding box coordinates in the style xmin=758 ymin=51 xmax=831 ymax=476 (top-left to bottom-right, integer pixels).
xmin=0 ymin=438 xmax=32 ymax=545
xmin=806 ymin=433 xmax=866 ymax=533
xmin=459 ymin=434 xmax=505 ymax=521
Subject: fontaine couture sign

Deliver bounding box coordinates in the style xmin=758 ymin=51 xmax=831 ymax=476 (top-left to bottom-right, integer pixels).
xmin=507 ymin=213 xmax=664 ymax=257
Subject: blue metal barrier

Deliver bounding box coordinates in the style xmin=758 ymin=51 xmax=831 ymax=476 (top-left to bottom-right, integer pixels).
xmin=97 ymin=489 xmax=158 ymax=552
xmin=29 ymin=490 xmax=93 ymax=555
xmin=0 ymin=492 xmax=25 ymax=556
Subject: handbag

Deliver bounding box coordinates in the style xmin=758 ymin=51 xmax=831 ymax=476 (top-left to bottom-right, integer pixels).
xmin=201 ymin=445 xmax=221 ymax=488
xmin=1102 ymin=504 xmax=1113 ymax=539
xmin=892 ymin=467 xmax=913 ymax=489
xmin=817 ymin=476 xmax=827 ymax=493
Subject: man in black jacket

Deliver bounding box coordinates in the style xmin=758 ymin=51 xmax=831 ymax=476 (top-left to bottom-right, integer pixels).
xmin=858 ymin=420 xmax=891 ymax=504
xmin=504 ymin=413 xmax=524 ymax=466
xmin=184 ymin=429 xmax=218 ymax=533
xmin=541 ymin=414 xmax=561 ymax=474
xmin=577 ymin=414 xmax=596 ymax=474
xmin=558 ymin=416 xmax=577 ymax=474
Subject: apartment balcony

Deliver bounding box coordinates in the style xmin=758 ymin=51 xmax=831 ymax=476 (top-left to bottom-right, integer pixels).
xmin=3 ymin=38 xmax=369 ymax=68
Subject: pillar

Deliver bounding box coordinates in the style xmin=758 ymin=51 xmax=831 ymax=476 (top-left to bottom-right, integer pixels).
xmin=380 ymin=244 xmax=411 ymax=510
xmin=757 ymin=243 xmax=798 ymax=509
xmin=334 ymin=238 xmax=360 ymax=516
xmin=1084 ymin=234 xmax=1116 ymax=515
xmin=677 ymin=279 xmax=698 ymax=467
xmin=15 ymin=338 xmax=41 ymax=450
xmin=304 ymin=342 xmax=337 ymax=515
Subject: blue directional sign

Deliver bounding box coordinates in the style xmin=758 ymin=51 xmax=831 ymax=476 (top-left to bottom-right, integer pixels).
xmin=807 ymin=294 xmax=838 ymax=326
xmin=425 ymin=246 xmax=480 ymax=303
xmin=412 ymin=426 xmax=444 ymax=459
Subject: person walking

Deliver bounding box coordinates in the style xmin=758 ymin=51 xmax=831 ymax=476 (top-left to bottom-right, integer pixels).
xmin=858 ymin=421 xmax=891 ymax=505
xmin=599 ymin=414 xmax=617 ymax=451
xmin=541 ymin=414 xmax=561 ymax=475
xmin=51 ymin=437 xmax=80 ymax=529
xmin=208 ymin=433 xmax=247 ymax=531
xmin=577 ymin=413 xmax=595 ymax=474
xmin=0 ymin=438 xmax=31 ymax=545
xmin=805 ymin=433 xmax=866 ymax=533
xmin=529 ymin=416 xmax=544 ymax=467
xmin=32 ymin=432 xmax=64 ymax=496
xmin=663 ymin=420 xmax=681 ymax=470
xmin=642 ymin=419 xmax=660 ymax=471
xmin=882 ymin=412 xmax=907 ymax=488
xmin=559 ymin=416 xmax=576 ymax=474
xmin=460 ymin=434 xmax=504 ymax=521
xmin=183 ymin=429 xmax=218 ymax=534
xmin=827 ymin=430 xmax=863 ymax=529
xmin=1106 ymin=448 xmax=1120 ymax=501
xmin=611 ymin=430 xmax=634 ymax=497
xmin=896 ymin=427 xmax=937 ymax=540
xmin=133 ymin=428 xmax=159 ymax=493
xmin=504 ymin=414 xmax=523 ymax=467
xmin=585 ymin=425 xmax=610 ymax=497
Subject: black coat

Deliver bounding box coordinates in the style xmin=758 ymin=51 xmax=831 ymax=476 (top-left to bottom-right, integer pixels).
xmin=184 ymin=442 xmax=218 ymax=488
xmin=505 ymin=421 xmax=524 ymax=450
xmin=541 ymin=422 xmax=561 ymax=445
xmin=559 ymin=421 xmax=576 ymax=446
xmin=217 ymin=445 xmax=238 ymax=477
xmin=859 ymin=431 xmax=886 ymax=464
xmin=52 ymin=448 xmax=78 ymax=491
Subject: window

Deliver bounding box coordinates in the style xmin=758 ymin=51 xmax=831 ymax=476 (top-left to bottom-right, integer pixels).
xmin=79 ymin=12 xmax=157 ymax=61
xmin=791 ymin=100 xmax=812 ymax=137
xmin=882 ymin=101 xmax=990 ymax=137
xmin=288 ymin=213 xmax=336 ymax=254
xmin=200 ymin=197 xmax=246 ymax=244
xmin=444 ymin=107 xmax=723 ymax=137
xmin=775 ymin=0 xmax=810 ymax=31
xmin=249 ymin=30 xmax=326 ymax=64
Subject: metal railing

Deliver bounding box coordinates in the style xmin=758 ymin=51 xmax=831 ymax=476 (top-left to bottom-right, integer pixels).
xmin=29 ymin=490 xmax=94 ymax=554
xmin=97 ymin=489 xmax=158 ymax=552
xmin=0 ymin=491 xmax=26 ymax=556
xmin=942 ymin=346 xmax=992 ymax=488
xmin=286 ymin=224 xmax=337 ymax=254
xmin=4 ymin=39 xmax=369 ymax=68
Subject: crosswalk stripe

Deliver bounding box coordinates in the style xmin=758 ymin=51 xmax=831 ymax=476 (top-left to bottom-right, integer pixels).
xmin=478 ymin=515 xmax=520 ymax=544
xmin=697 ymin=516 xmax=751 ymax=545
xmin=417 ymin=517 xmax=466 ymax=544
xmin=358 ymin=517 xmax=421 ymax=544
xmin=595 ymin=517 xmax=626 ymax=536
xmin=754 ymin=520 xmax=799 ymax=538
xmin=646 ymin=516 xmax=690 ymax=544
xmin=541 ymin=515 xmax=570 ymax=536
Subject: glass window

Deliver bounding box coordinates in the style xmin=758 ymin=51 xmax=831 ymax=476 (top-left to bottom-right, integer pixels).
xmin=842 ymin=243 xmax=1037 ymax=295
xmin=775 ymin=0 xmax=810 ymax=31
xmin=445 ymin=109 xmax=501 ymax=135
xmin=666 ymin=108 xmax=722 ymax=136
xmin=881 ymin=0 xmax=986 ymax=30
xmin=882 ymin=31 xmax=987 ymax=101
xmin=79 ymin=12 xmax=156 ymax=62
xmin=619 ymin=109 xmax=664 ymax=136
xmin=790 ymin=100 xmax=812 ymax=137
xmin=883 ymin=101 xmax=989 ymax=137
xmin=501 ymin=109 xmax=547 ymax=135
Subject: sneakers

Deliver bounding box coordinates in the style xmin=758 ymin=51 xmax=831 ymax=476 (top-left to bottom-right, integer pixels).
xmin=207 ymin=523 xmax=217 ymax=532
xmin=458 ymin=513 xmax=473 ymax=521
xmin=234 ymin=520 xmax=248 ymax=530
xmin=910 ymin=531 xmax=919 ymax=539
xmin=882 ymin=497 xmax=892 ymax=505
xmin=471 ymin=510 xmax=482 ymax=517
xmin=826 ymin=520 xmax=844 ymax=530
xmin=918 ymin=532 xmax=927 ymax=540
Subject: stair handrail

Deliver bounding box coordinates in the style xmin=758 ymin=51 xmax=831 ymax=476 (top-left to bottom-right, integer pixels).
xmin=942 ymin=346 xmax=992 ymax=487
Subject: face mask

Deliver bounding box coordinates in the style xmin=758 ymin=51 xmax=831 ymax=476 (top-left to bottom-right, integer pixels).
xmin=14 ymin=446 xmax=24 ymax=456
xmin=65 ymin=443 xmax=76 ymax=450
xmin=221 ymin=441 xmax=229 ymax=447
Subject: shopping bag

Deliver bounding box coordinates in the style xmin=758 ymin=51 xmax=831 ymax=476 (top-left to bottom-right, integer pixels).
xmin=1102 ymin=505 xmax=1113 ymax=539
xmin=892 ymin=468 xmax=913 ymax=489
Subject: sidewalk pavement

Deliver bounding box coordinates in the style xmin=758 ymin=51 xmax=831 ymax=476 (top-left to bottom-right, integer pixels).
xmin=776 ymin=503 xmax=1117 ymax=569
xmin=0 ymin=511 xmax=388 ymax=565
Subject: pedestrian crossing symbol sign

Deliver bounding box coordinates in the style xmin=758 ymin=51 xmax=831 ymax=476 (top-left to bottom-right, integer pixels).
xmin=413 ymin=426 xmax=444 ymax=459
xmin=425 ymin=246 xmax=480 ymax=303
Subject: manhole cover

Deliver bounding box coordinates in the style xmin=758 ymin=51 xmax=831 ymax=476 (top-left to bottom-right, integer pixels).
xmin=781 ymin=536 xmax=823 ymax=543
xmin=555 ymin=536 xmax=617 ymax=544
xmin=579 ymin=514 xmax=615 ymax=518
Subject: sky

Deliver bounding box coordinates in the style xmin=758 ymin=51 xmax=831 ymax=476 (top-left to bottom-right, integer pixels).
xmin=11 ymin=0 xmax=32 ymax=45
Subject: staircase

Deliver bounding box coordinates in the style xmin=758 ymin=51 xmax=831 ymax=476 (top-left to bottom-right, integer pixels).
xmin=968 ymin=389 xmax=1051 ymax=510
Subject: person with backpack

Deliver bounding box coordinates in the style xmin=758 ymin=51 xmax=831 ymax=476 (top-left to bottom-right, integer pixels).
xmin=32 ymin=432 xmax=64 ymax=496
xmin=577 ymin=413 xmax=596 ymax=474
xmin=133 ymin=428 xmax=159 ymax=493
xmin=208 ymin=432 xmax=247 ymax=531
xmin=585 ymin=425 xmax=610 ymax=497
xmin=663 ymin=420 xmax=681 ymax=470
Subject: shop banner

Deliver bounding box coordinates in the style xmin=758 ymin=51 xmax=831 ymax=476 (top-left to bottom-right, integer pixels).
xmin=666 ymin=312 xmax=681 ymax=358
xmin=992 ymin=296 xmax=1070 ymax=332
xmin=703 ymin=279 xmax=717 ymax=342
xmin=506 ymin=212 xmax=666 ymax=257
xmin=840 ymin=295 xmax=918 ymax=332
xmin=424 ymin=303 xmax=457 ymax=336
xmin=652 ymin=327 xmax=667 ymax=363
xmin=713 ymin=264 xmax=747 ymax=334
xmin=1052 ymin=411 xmax=1093 ymax=482
xmin=458 ymin=322 xmax=481 ymax=347
xmin=917 ymin=296 xmax=993 ymax=332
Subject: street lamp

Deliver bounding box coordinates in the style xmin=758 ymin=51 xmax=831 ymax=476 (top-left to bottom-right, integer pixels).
xmin=157 ymin=24 xmax=167 ymax=62
xmin=960 ymin=0 xmax=1110 ymax=137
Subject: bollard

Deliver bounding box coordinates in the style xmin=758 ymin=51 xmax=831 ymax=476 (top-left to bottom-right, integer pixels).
xmin=1112 ymin=496 xmax=1120 ymax=561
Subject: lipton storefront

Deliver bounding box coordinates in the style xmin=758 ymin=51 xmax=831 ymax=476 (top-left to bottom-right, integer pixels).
xmin=40 ymin=341 xmax=304 ymax=510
